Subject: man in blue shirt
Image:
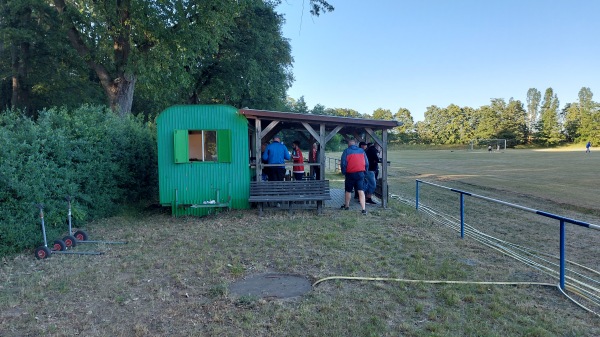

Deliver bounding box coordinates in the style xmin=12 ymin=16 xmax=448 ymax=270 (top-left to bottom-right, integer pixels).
xmin=262 ymin=134 xmax=290 ymax=181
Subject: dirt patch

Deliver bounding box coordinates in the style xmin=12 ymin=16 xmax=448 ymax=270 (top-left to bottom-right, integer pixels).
xmin=229 ymin=273 xmax=312 ymax=299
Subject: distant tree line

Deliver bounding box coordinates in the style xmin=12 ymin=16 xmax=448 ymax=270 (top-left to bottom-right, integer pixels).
xmin=286 ymin=87 xmax=599 ymax=147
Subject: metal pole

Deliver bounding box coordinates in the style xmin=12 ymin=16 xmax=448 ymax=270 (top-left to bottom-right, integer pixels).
xmin=460 ymin=193 xmax=465 ymax=238
xmin=39 ymin=205 xmax=48 ymax=247
xmin=560 ymin=219 xmax=566 ymax=290
xmin=415 ymin=180 xmax=420 ymax=210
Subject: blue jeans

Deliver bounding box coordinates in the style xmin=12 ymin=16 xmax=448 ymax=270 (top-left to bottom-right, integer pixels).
xmin=365 ymin=170 xmax=376 ymax=194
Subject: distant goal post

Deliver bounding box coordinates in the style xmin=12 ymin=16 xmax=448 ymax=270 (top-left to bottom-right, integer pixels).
xmin=469 ymin=139 xmax=507 ymax=152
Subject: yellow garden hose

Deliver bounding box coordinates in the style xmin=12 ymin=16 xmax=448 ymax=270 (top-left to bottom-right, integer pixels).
xmin=327 ymin=192 xmax=600 ymax=317
xmin=312 ymin=276 xmax=599 ymax=317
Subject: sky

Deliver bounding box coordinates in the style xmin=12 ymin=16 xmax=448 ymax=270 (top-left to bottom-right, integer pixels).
xmin=276 ymin=0 xmax=600 ymax=121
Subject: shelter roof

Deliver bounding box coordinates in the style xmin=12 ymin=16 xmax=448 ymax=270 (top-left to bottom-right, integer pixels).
xmin=239 ymin=109 xmax=402 ymax=131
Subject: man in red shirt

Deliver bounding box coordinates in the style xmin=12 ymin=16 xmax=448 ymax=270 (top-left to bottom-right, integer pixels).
xmin=340 ymin=140 xmax=368 ymax=215
xmin=309 ymin=142 xmax=320 ymax=180
xmin=291 ymin=140 xmax=305 ymax=181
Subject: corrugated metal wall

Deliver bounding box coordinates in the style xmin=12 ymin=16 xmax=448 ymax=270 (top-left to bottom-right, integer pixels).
xmin=157 ymin=105 xmax=250 ymax=216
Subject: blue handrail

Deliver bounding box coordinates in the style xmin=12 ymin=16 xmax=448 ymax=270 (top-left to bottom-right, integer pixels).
xmin=415 ymin=179 xmax=599 ymax=290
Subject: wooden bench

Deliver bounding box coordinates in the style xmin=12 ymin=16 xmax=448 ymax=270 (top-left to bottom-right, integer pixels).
xmin=249 ymin=180 xmax=331 ymax=216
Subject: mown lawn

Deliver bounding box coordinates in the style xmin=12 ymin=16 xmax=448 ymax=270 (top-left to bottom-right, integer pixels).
xmin=1 ymin=148 xmax=598 ymax=336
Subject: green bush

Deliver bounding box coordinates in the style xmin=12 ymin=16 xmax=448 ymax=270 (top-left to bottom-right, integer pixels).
xmin=0 ymin=105 xmax=157 ymax=257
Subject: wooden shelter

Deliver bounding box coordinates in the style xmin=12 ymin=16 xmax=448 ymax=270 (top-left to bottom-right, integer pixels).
xmin=239 ymin=109 xmax=401 ymax=208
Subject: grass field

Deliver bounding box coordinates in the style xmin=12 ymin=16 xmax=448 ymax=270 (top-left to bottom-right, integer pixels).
xmin=1 ymin=148 xmax=598 ymax=336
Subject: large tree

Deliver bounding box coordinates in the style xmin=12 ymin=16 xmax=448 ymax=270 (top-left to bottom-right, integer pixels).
xmin=562 ymin=103 xmax=580 ymax=142
xmin=574 ymin=87 xmax=599 ymax=143
xmin=46 ymin=0 xmax=333 ymax=116
xmin=2 ymin=1 xmax=334 ymax=115
xmin=311 ymin=103 xmax=326 ymax=115
xmin=498 ymin=98 xmax=527 ymax=145
xmin=0 ymin=0 xmax=103 ymax=115
xmin=526 ymin=88 xmax=541 ymax=138
xmin=372 ymin=108 xmax=393 ymax=120
xmin=50 ymin=0 xmax=243 ymax=116
xmin=327 ymin=107 xmax=360 ymax=118
xmin=394 ymin=108 xmax=415 ymax=142
xmin=180 ymin=0 xmax=296 ymax=111
xmin=537 ymin=88 xmax=563 ymax=145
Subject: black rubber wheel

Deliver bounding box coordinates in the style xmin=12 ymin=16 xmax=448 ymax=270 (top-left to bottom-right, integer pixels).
xmin=62 ymin=235 xmax=77 ymax=248
xmin=35 ymin=246 xmax=51 ymax=259
xmin=74 ymin=230 xmax=88 ymax=242
xmin=52 ymin=239 xmax=67 ymax=251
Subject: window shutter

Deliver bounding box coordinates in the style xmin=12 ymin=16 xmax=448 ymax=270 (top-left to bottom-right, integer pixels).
xmin=217 ymin=129 xmax=232 ymax=163
xmin=174 ymin=130 xmax=189 ymax=163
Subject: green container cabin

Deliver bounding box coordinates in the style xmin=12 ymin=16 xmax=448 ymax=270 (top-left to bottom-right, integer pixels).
xmin=157 ymin=105 xmax=250 ymax=216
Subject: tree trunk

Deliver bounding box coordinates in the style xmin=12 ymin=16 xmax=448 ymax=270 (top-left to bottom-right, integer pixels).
xmin=107 ymin=74 xmax=136 ymax=117
xmin=53 ymin=0 xmax=135 ymax=116
xmin=10 ymin=42 xmax=31 ymax=116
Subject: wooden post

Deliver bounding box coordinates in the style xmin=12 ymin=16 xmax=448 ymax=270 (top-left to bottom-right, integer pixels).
xmin=255 ymin=119 xmax=262 ymax=182
xmin=381 ymin=129 xmax=388 ymax=208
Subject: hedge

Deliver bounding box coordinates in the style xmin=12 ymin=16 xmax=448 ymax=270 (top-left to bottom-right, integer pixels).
xmin=0 ymin=105 xmax=157 ymax=257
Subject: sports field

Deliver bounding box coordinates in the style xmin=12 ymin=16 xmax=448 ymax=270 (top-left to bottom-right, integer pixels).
xmin=387 ymin=148 xmax=600 ymax=217
xmin=385 ymin=147 xmax=599 ymax=262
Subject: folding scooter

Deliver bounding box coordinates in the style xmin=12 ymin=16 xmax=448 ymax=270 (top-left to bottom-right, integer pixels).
xmin=34 ymin=204 xmax=104 ymax=259
xmin=62 ymin=196 xmax=128 ymax=247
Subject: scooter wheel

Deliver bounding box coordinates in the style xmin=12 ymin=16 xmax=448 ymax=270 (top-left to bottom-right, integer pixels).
xmin=35 ymin=246 xmax=51 ymax=259
xmin=52 ymin=239 xmax=67 ymax=251
xmin=63 ymin=235 xmax=77 ymax=248
xmin=74 ymin=230 xmax=88 ymax=242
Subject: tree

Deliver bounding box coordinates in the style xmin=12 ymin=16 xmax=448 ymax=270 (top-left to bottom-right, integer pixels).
xmin=372 ymin=108 xmax=393 ymax=120
xmin=1 ymin=0 xmax=40 ymax=112
xmin=526 ymin=88 xmax=541 ymax=139
xmin=414 ymin=120 xmax=433 ymax=144
xmin=292 ymin=96 xmax=309 ymax=113
xmin=537 ymin=88 xmax=563 ymax=145
xmin=421 ymin=105 xmax=445 ymax=144
xmin=562 ymin=103 xmax=580 ymax=142
xmin=498 ymin=98 xmax=527 ymax=146
xmin=311 ymin=103 xmax=326 ymax=115
xmin=0 ymin=0 xmax=103 ymax=115
xmin=473 ymin=104 xmax=498 ymax=140
xmin=329 ymin=108 xmax=360 ymax=118
xmin=393 ymin=108 xmax=414 ymax=139
xmin=574 ymin=87 xmax=599 ymax=143
xmin=50 ymin=0 xmax=243 ymax=116
xmin=2 ymin=1 xmax=334 ymax=116
xmin=181 ymin=0 xmax=295 ymax=112
xmin=444 ymin=104 xmax=467 ymax=144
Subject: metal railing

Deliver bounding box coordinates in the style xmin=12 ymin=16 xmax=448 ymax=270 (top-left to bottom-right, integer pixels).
xmin=326 ymin=157 xmax=341 ymax=172
xmin=415 ymin=179 xmax=600 ymax=290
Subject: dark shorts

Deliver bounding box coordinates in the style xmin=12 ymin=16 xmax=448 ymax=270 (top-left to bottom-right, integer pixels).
xmin=268 ymin=167 xmax=286 ymax=181
xmin=345 ymin=171 xmax=365 ymax=193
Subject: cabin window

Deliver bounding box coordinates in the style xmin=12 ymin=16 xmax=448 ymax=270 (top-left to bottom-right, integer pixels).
xmin=174 ymin=129 xmax=231 ymax=163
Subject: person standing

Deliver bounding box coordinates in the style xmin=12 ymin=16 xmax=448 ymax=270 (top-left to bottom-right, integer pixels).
xmin=586 ymin=141 xmax=591 ymax=153
xmin=340 ymin=140 xmax=368 ymax=215
xmin=291 ymin=140 xmax=305 ymax=181
xmin=262 ymin=134 xmax=290 ymax=181
xmin=308 ymin=142 xmax=320 ymax=180
xmin=260 ymin=142 xmax=269 ymax=181
xmin=364 ymin=142 xmax=380 ymax=204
